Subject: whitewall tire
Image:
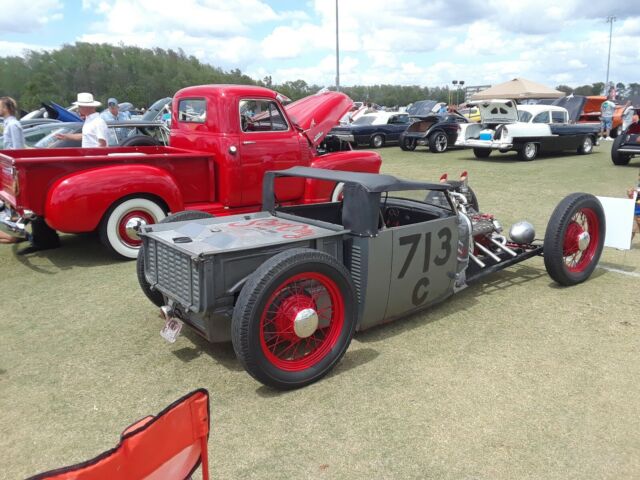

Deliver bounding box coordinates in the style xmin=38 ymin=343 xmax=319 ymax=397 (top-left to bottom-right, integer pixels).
xmin=100 ymin=197 xmax=166 ymax=259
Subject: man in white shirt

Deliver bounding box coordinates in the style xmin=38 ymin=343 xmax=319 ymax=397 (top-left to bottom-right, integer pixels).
xmin=55 ymin=93 xmax=108 ymax=147
xmin=0 ymin=97 xmax=25 ymax=149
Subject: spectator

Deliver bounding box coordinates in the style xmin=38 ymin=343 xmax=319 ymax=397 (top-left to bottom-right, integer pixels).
xmin=599 ymin=96 xmax=616 ymax=141
xmin=100 ymin=98 xmax=131 ymax=122
xmin=55 ymin=93 xmax=108 ymax=147
xmin=0 ymin=96 xmax=25 ymax=149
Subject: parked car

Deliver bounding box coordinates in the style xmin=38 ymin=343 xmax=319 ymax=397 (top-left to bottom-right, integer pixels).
xmin=550 ymin=95 xmax=627 ymax=137
xmin=399 ymin=112 xmax=468 ymax=153
xmin=0 ymin=118 xmax=61 ymax=136
xmin=33 ymin=121 xmax=171 ymax=148
xmin=138 ymin=167 xmax=605 ymax=389
xmin=0 ymin=122 xmax=64 ymax=148
xmin=406 ymin=100 xmax=445 ymax=117
xmin=458 ymin=106 xmax=481 ymax=122
xmin=611 ymin=111 xmax=640 ymax=165
xmin=456 ymin=100 xmax=599 ymax=160
xmin=324 ymin=112 xmax=414 ymax=149
xmin=0 ymin=85 xmax=381 ymax=259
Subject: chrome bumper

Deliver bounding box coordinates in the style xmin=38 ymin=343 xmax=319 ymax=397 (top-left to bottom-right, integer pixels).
xmin=458 ymin=139 xmax=513 ymax=149
xmin=0 ymin=201 xmax=28 ymax=239
xmin=334 ymin=134 xmax=355 ymax=142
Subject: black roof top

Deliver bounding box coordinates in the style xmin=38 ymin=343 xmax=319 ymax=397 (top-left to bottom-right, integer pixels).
xmin=267 ymin=166 xmax=450 ymax=192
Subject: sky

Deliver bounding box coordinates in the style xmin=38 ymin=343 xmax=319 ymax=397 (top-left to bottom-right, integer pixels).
xmin=1 ymin=0 xmax=639 ymax=89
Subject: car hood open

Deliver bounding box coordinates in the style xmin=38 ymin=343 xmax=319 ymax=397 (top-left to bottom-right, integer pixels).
xmin=285 ymin=91 xmax=352 ymax=148
xmin=471 ymin=99 xmax=518 ymax=123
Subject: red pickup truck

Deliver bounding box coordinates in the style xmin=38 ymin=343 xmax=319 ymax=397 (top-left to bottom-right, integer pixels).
xmin=0 ymin=85 xmax=381 ymax=258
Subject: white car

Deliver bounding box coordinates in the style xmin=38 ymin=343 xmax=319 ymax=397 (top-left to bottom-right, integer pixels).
xmin=456 ymin=100 xmax=599 ymax=161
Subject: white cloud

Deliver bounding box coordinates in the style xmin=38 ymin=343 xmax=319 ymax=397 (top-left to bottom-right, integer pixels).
xmin=0 ymin=40 xmax=52 ymax=56
xmin=0 ymin=0 xmax=63 ymax=33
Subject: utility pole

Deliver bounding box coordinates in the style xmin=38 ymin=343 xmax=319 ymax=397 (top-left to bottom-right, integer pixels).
xmin=335 ymin=0 xmax=340 ymax=92
xmin=605 ymin=16 xmax=616 ymax=92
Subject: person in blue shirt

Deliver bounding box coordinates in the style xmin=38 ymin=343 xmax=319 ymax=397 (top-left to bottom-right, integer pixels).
xmin=100 ymin=98 xmax=131 ymax=122
xmin=1 ymin=96 xmax=25 ymax=150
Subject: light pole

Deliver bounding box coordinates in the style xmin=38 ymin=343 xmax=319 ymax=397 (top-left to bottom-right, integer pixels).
xmin=459 ymin=80 xmax=465 ymax=104
xmin=605 ymin=16 xmax=616 ymax=92
xmin=451 ymin=80 xmax=457 ymax=105
xmin=335 ymin=0 xmax=340 ymax=92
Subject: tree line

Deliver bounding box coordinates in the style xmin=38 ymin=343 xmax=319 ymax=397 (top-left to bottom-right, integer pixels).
xmin=1 ymin=43 xmax=637 ymax=113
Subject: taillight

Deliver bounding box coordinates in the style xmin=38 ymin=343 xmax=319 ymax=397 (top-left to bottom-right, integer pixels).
xmin=12 ymin=167 xmax=19 ymax=196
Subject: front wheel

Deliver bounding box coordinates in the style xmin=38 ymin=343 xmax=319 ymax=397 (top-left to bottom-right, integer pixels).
xmin=518 ymin=142 xmax=538 ymax=161
xmin=137 ymin=210 xmax=215 ymax=307
xmin=611 ymin=135 xmax=631 ymax=165
xmin=543 ymin=193 xmax=605 ymax=286
xmin=232 ymin=248 xmax=357 ymax=390
xmin=400 ymin=137 xmax=417 ymax=151
xmin=99 ymin=197 xmax=166 ymax=259
xmin=429 ymin=132 xmax=448 ymax=153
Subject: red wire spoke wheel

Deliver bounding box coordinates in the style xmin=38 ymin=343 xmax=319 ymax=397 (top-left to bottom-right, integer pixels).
xmin=232 ymin=248 xmax=357 ymax=390
xmin=544 ymin=193 xmax=606 ymax=286
xmin=259 ymin=272 xmax=344 ymax=371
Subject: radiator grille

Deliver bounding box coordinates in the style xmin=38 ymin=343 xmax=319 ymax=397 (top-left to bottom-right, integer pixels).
xmin=350 ymin=244 xmax=362 ymax=303
xmin=147 ymin=240 xmax=200 ymax=308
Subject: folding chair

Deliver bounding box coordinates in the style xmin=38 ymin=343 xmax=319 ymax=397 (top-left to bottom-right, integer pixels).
xmin=28 ymin=389 xmax=210 ymax=480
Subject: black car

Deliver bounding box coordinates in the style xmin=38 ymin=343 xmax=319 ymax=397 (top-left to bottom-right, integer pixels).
xmin=611 ymin=113 xmax=640 ymax=165
xmin=399 ymin=113 xmax=468 ymax=153
xmin=324 ymin=112 xmax=414 ymax=149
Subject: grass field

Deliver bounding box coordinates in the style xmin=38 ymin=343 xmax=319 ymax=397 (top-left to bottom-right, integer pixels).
xmin=1 ymin=144 xmax=639 ymax=479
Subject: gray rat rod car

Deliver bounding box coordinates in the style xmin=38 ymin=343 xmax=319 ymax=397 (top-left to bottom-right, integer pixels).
xmin=137 ymin=167 xmax=606 ymax=389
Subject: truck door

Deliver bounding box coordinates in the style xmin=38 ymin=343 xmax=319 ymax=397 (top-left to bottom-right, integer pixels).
xmin=238 ymin=98 xmax=304 ymax=206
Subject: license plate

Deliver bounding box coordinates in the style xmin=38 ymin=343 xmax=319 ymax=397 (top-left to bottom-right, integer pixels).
xmin=160 ymin=317 xmax=184 ymax=343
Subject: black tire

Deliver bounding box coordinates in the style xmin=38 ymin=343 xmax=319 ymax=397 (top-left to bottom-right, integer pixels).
xmin=119 ymin=135 xmax=161 ymax=147
xmin=137 ymin=210 xmax=214 ymax=307
xmin=473 ymin=148 xmax=492 ymax=158
xmin=518 ymin=142 xmax=538 ymax=161
xmin=577 ymin=135 xmax=594 ymax=155
xmin=611 ymin=135 xmax=631 ymax=165
xmin=232 ymin=248 xmax=357 ymax=390
xmin=30 ymin=218 xmax=60 ymax=249
xmin=428 ymin=131 xmax=448 ymax=153
xmin=370 ymin=134 xmax=384 ymax=148
xmin=400 ymin=137 xmax=417 ymax=151
xmin=543 ymin=193 xmax=605 ymax=286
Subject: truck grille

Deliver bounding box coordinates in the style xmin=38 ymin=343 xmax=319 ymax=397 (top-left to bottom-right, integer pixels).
xmin=146 ymin=239 xmax=200 ymax=308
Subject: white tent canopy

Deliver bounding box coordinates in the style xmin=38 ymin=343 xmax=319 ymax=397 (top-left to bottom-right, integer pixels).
xmin=470 ymin=78 xmax=565 ymax=101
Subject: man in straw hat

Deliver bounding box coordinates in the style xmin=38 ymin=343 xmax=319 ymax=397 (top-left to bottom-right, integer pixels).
xmin=55 ymin=92 xmax=108 ymax=147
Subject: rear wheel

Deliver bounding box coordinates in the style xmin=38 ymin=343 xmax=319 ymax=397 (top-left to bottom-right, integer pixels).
xmin=99 ymin=197 xmax=166 ymax=259
xmin=473 ymin=148 xmax=492 ymax=158
xmin=370 ymin=134 xmax=384 ymax=148
xmin=518 ymin=142 xmax=537 ymax=161
xmin=137 ymin=210 xmax=214 ymax=307
xmin=232 ymin=248 xmax=357 ymax=390
xmin=577 ymin=136 xmax=594 ymax=155
xmin=611 ymin=135 xmax=631 ymax=165
xmin=543 ymin=193 xmax=605 ymax=286
xmin=429 ymin=132 xmax=448 ymax=153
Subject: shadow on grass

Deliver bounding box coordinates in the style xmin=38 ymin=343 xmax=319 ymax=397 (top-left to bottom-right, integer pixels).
xmin=356 ymin=264 xmax=546 ymax=344
xmin=459 ymin=151 xmax=592 ymax=164
xmin=11 ymin=233 xmax=123 ymax=274
xmin=254 ymin=347 xmax=381 ymax=398
xmin=174 ymin=329 xmax=243 ymax=372
xmin=546 ymin=264 xmax=608 ymax=289
xmin=598 ymin=261 xmax=638 ymax=273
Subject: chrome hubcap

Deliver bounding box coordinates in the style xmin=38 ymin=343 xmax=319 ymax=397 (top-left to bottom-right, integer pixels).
xmin=437 ymin=135 xmax=447 ymax=150
xmin=293 ymin=308 xmax=319 ymax=338
xmin=125 ymin=217 xmax=147 ymax=240
xmin=526 ymin=144 xmax=535 ymax=156
xmin=577 ymin=231 xmax=590 ymax=251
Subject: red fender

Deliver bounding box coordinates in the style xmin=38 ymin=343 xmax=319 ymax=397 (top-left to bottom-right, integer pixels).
xmin=45 ymin=164 xmax=184 ymax=233
xmin=305 ymin=150 xmax=382 ymax=202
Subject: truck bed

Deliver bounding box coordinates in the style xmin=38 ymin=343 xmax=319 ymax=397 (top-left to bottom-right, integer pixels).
xmin=0 ymin=146 xmax=214 ymax=214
